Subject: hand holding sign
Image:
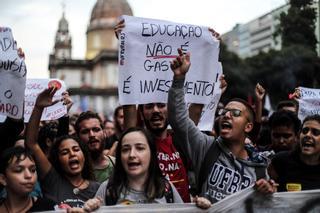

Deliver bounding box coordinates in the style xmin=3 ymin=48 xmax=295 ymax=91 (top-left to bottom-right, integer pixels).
xmin=219 ymin=74 xmax=227 ymax=94
xmin=114 ymin=19 xmax=125 ymax=39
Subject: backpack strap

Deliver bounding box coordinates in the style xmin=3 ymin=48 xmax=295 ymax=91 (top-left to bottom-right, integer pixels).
xmin=197 ymin=138 xmax=221 ymax=195
xmin=164 ymin=180 xmax=174 ymax=203
xmin=106 ymin=155 xmax=115 ymax=167
xmin=254 ymin=166 xmax=266 ymax=180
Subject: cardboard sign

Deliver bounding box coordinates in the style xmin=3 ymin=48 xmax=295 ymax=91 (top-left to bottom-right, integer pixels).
xmin=118 ymin=15 xmax=221 ymax=105
xmin=298 ymin=87 xmax=320 ymax=121
xmin=0 ymin=27 xmax=27 ymax=119
xmin=197 ymin=79 xmax=222 ymax=131
xmin=24 ymin=79 xmax=67 ymax=122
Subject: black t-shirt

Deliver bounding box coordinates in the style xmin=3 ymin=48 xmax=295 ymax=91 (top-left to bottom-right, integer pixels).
xmin=272 ymin=150 xmax=320 ymax=192
xmin=28 ymin=196 xmax=56 ymax=212
xmin=0 ymin=196 xmax=55 ymax=212
xmin=41 ymin=168 xmax=100 ymax=208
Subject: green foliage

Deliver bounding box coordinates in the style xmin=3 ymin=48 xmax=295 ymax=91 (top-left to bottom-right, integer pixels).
xmin=219 ymin=0 xmax=319 ymax=106
xmin=219 ymin=42 xmax=253 ymax=103
xmin=278 ymin=0 xmax=317 ymax=52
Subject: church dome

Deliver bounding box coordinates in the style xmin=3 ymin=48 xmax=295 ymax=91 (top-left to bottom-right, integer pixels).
xmin=87 ymin=0 xmax=133 ymax=32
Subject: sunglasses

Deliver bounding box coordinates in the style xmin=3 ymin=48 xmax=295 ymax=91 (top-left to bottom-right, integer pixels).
xmin=218 ymin=108 xmax=242 ymax=117
xmin=301 ymin=127 xmax=320 ymax=136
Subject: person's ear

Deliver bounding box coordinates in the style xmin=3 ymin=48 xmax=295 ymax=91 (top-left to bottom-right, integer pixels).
xmin=0 ymin=174 xmax=7 ymax=186
xmin=244 ymin=122 xmax=253 ymax=134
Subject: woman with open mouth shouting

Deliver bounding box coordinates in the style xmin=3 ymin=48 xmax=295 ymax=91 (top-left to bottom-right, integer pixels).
xmin=25 ymin=87 xmax=100 ymax=209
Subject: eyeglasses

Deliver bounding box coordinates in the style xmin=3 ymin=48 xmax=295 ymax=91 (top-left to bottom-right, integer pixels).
xmin=301 ymin=127 xmax=320 ymax=136
xmin=218 ymin=108 xmax=242 ymax=117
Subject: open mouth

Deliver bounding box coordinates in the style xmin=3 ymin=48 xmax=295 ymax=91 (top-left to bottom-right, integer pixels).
xmin=301 ymin=142 xmax=315 ymax=148
xmin=69 ymin=159 xmax=80 ymax=169
xmin=301 ymin=138 xmax=315 ymax=148
xmin=150 ymin=115 xmax=163 ymax=123
xmin=220 ymin=121 xmax=232 ymax=130
xmin=128 ymin=162 xmax=141 ymax=169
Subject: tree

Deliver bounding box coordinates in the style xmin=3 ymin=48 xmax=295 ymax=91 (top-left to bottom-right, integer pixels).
xmin=219 ymin=42 xmax=253 ymax=103
xmin=278 ymin=0 xmax=317 ymax=52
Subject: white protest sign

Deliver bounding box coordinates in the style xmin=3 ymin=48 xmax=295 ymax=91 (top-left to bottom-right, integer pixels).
xmin=71 ymin=188 xmax=320 ymax=213
xmin=0 ymin=27 xmax=27 ymax=119
xmin=197 ymin=72 xmax=223 ymax=131
xmin=118 ymin=15 xmax=221 ymax=105
xmin=24 ymin=79 xmax=67 ymax=122
xmin=298 ymin=87 xmax=320 ymax=121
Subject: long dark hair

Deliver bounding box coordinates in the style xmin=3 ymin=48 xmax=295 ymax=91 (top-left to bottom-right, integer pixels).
xmin=106 ymin=127 xmax=166 ymax=204
xmin=49 ymin=135 xmax=95 ymax=180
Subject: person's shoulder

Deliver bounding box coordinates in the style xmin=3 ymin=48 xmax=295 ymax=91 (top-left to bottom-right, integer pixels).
xmin=89 ymin=180 xmax=101 ymax=190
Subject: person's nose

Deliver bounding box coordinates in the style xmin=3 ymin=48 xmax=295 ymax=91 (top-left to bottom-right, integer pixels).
xmin=279 ymin=137 xmax=285 ymax=144
xmin=69 ymin=149 xmax=76 ymax=157
xmin=24 ymin=169 xmax=33 ymax=179
xmin=153 ymin=104 xmax=160 ymax=112
xmin=88 ymin=129 xmax=96 ymax=138
xmin=129 ymin=148 xmax=137 ymax=158
xmin=224 ymin=110 xmax=232 ymax=118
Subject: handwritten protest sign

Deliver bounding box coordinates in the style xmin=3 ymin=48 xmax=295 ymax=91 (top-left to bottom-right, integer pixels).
xmin=197 ymin=71 xmax=223 ymax=131
xmin=0 ymin=27 xmax=27 ymax=119
xmin=298 ymin=87 xmax=320 ymax=121
xmin=118 ymin=15 xmax=221 ymax=105
xmin=24 ymin=79 xmax=67 ymax=122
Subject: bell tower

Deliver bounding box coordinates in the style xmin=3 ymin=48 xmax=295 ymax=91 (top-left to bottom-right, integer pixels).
xmin=54 ymin=2 xmax=72 ymax=59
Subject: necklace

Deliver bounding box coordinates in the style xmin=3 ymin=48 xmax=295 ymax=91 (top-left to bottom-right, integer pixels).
xmin=72 ymin=179 xmax=86 ymax=195
xmin=4 ymin=197 xmax=31 ymax=213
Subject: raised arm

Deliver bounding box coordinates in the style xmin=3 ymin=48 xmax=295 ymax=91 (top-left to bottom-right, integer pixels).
xmin=168 ymin=49 xmax=213 ymax=175
xmin=25 ymin=87 xmax=59 ymax=179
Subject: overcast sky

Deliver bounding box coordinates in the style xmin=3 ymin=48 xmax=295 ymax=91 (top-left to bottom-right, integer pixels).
xmin=1 ymin=0 xmax=286 ymax=78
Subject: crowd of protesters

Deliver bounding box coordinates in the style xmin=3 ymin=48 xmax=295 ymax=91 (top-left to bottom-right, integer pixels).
xmin=1 ymin=22 xmax=320 ymax=213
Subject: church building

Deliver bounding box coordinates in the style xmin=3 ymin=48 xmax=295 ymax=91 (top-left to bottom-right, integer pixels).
xmin=48 ymin=0 xmax=133 ymax=116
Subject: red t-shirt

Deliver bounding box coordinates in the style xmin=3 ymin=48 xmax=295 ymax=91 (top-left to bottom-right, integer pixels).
xmin=155 ymin=134 xmax=190 ymax=202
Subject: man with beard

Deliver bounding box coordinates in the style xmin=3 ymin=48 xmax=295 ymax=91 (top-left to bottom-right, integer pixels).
xmin=269 ymin=114 xmax=320 ymax=192
xmin=137 ymin=102 xmax=191 ymax=202
xmin=75 ymin=111 xmax=114 ymax=183
xmin=168 ymin=49 xmax=276 ymax=204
